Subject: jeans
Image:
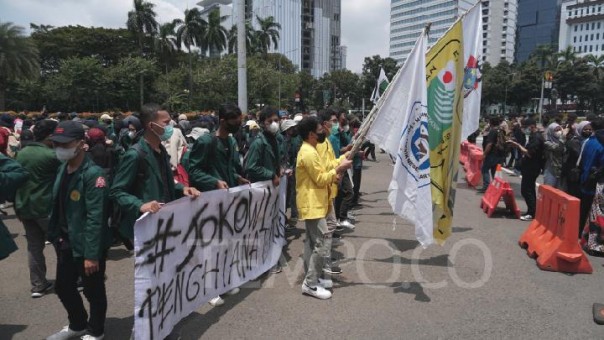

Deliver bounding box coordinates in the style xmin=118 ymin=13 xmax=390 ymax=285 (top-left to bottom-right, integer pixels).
xmin=21 ymin=218 xmax=50 ymax=292
xmin=54 ymin=242 xmax=107 ymax=337
xmin=521 ymin=169 xmax=540 ymax=216
xmin=335 ymin=173 xmax=354 ymax=220
xmin=352 ymin=168 xmax=362 ymax=204
xmin=303 ymin=218 xmax=331 ymax=286
xmin=481 ymin=155 xmax=501 ymax=190
xmin=543 ymin=168 xmax=560 ymax=188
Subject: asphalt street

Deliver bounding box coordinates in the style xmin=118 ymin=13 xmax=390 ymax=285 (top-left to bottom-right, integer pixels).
xmin=1 ymin=152 xmax=604 ymax=339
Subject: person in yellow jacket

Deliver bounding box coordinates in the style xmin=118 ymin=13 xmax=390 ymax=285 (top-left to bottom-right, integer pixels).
xmin=296 ymin=116 xmax=352 ymax=300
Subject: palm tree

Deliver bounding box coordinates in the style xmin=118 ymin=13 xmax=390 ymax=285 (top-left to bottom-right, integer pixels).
xmin=254 ymin=15 xmax=281 ymax=54
xmin=227 ymin=23 xmax=258 ymax=55
xmin=204 ymin=8 xmax=228 ymax=58
xmin=155 ymin=22 xmax=178 ymax=74
xmin=531 ymin=44 xmax=555 ymax=69
xmin=174 ymin=8 xmax=207 ymax=108
xmin=585 ymin=54 xmax=604 ymax=80
xmin=558 ymin=46 xmax=577 ymax=66
xmin=0 ymin=22 xmax=39 ymax=110
xmin=127 ymin=0 xmax=158 ymax=108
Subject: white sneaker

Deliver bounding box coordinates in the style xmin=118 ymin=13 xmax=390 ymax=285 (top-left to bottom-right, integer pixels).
xmin=302 ymin=281 xmax=332 ymax=300
xmin=225 ymin=287 xmax=240 ymax=295
xmin=81 ymin=335 xmax=104 ymax=340
xmin=520 ymin=214 xmax=534 ymax=221
xmin=46 ymin=326 xmax=86 ymax=340
xmin=318 ymin=278 xmax=333 ymax=289
xmin=209 ymin=296 xmax=224 ymax=307
xmin=339 ymin=219 xmax=355 ymax=230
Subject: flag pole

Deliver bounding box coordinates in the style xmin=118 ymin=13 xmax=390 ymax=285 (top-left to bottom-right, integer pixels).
xmin=348 ymin=25 xmax=431 ymax=159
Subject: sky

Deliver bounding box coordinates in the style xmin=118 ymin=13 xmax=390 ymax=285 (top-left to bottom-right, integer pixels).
xmin=0 ymin=0 xmax=390 ymax=73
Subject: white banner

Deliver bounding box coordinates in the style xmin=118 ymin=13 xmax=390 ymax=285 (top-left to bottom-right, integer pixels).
xmin=133 ymin=180 xmax=287 ymax=340
xmin=462 ymin=3 xmax=483 ymax=140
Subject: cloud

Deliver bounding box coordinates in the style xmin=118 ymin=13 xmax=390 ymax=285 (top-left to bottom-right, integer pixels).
xmin=341 ymin=0 xmax=390 ymax=73
xmin=0 ymin=0 xmax=185 ymax=31
xmin=0 ymin=0 xmax=390 ymax=73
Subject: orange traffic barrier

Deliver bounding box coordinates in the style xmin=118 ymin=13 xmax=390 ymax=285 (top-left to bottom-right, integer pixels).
xmin=460 ymin=141 xmax=470 ymax=165
xmin=465 ymin=145 xmax=483 ymax=187
xmin=518 ymin=185 xmax=593 ymax=274
xmin=480 ymin=176 xmax=520 ymax=218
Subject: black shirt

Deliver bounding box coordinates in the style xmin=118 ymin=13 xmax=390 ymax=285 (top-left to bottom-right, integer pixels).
xmin=483 ymin=128 xmax=506 ymax=158
xmin=58 ymin=170 xmax=75 ymax=237
xmin=153 ymin=149 xmax=171 ymax=203
xmin=522 ymin=132 xmax=545 ymax=173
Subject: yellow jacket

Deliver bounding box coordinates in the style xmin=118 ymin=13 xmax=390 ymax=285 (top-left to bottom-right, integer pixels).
xmin=296 ymin=141 xmax=338 ymax=220
xmin=316 ymin=139 xmax=343 ymax=201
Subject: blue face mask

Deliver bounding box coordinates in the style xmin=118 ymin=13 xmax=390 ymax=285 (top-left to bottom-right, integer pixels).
xmin=152 ymin=123 xmax=174 ymax=141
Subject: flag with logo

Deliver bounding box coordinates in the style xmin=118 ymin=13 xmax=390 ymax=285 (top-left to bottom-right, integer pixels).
xmin=366 ymin=31 xmax=433 ymax=246
xmin=426 ymin=21 xmax=464 ymax=244
xmin=461 ymin=3 xmax=483 ymax=140
xmin=371 ymin=67 xmax=390 ymax=104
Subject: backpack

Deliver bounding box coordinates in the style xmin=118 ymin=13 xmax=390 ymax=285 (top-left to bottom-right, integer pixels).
xmin=494 ymin=128 xmax=508 ymax=153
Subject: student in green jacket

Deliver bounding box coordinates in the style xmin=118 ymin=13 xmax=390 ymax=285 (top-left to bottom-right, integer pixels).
xmin=188 ymin=103 xmax=249 ymax=307
xmin=245 ymin=106 xmax=282 ymax=187
xmin=188 ymin=103 xmax=249 ymax=191
xmin=109 ymin=104 xmax=200 ymax=241
xmin=0 ymin=154 xmax=28 ymax=261
xmin=46 ymin=121 xmax=110 ymax=340
xmin=15 ymin=119 xmax=61 ymax=298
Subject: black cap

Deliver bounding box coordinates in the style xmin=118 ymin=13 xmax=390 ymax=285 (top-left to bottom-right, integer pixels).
xmin=522 ymin=118 xmax=537 ymax=127
xmin=50 ymin=121 xmax=85 ymax=143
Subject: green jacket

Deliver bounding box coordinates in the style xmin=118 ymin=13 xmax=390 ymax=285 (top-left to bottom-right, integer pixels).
xmin=245 ymin=132 xmax=281 ymax=183
xmin=188 ymin=133 xmax=243 ymax=191
xmin=48 ymin=156 xmax=110 ymax=260
xmin=15 ymin=143 xmax=61 ymax=219
xmin=109 ymin=139 xmax=184 ymax=239
xmin=0 ymin=154 xmax=28 ymax=260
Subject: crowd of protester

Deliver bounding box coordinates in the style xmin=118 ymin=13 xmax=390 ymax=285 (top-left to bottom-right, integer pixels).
xmin=474 ymin=112 xmax=604 ymax=257
xmin=0 ymin=105 xmax=367 ymax=339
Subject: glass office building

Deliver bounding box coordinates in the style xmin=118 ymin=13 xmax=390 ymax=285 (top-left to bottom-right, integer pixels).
xmin=515 ymin=0 xmax=563 ymax=63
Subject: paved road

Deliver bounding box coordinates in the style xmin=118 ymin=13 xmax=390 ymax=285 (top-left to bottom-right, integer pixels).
xmin=1 ymin=153 xmax=604 ymax=339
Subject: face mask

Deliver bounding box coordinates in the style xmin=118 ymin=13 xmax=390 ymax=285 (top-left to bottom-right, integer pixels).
xmin=317 ymin=132 xmax=327 ymax=143
xmin=554 ymin=131 xmax=563 ymax=139
xmin=55 ymin=145 xmax=79 ymax=162
xmin=226 ymin=122 xmax=240 ymax=134
xmin=524 ymin=128 xmax=531 ymax=136
xmin=331 ymin=123 xmax=340 ymax=135
xmin=128 ymin=131 xmax=136 ymax=140
xmin=267 ymin=121 xmax=279 ymax=135
xmin=152 ymin=123 xmax=173 ymax=141
xmin=582 ymin=132 xmax=592 ymax=138
xmin=343 ymin=125 xmax=350 ymax=133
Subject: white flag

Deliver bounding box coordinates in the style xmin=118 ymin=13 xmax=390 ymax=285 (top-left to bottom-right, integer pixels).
xmin=366 ymin=32 xmax=433 ymax=246
xmin=461 ymin=3 xmax=483 ymax=140
xmin=371 ymin=67 xmax=390 ymax=104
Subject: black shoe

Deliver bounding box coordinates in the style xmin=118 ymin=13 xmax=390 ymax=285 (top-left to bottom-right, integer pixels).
xmin=323 ymin=266 xmax=342 ymax=275
xmin=31 ymin=282 xmax=53 ymax=298
xmin=476 ymin=188 xmax=487 ymax=193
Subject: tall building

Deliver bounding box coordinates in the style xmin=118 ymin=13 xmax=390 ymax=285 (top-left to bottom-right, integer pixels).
xmin=559 ymin=0 xmax=604 ymax=57
xmin=389 ymin=0 xmax=518 ymax=66
xmin=515 ymin=0 xmax=563 ymax=63
xmin=481 ymin=0 xmax=518 ymax=65
xmin=206 ymin=0 xmax=345 ymax=77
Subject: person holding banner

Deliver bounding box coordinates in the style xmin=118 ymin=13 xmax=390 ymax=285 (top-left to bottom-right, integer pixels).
xmin=296 ymin=116 xmax=352 ymax=300
xmin=188 ymin=103 xmax=249 ymax=307
xmin=46 ymin=121 xmax=110 ymax=340
xmin=109 ymin=104 xmax=201 ymax=242
xmin=245 ymin=106 xmax=284 ymax=274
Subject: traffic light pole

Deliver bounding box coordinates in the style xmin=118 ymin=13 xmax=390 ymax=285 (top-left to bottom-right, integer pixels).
xmin=538 ymin=76 xmax=544 ymax=126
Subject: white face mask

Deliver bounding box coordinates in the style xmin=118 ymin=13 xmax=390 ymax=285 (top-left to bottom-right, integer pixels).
xmin=343 ymin=125 xmax=350 ymax=133
xmin=267 ymin=121 xmax=280 ymax=134
xmin=554 ymin=131 xmax=563 ymax=139
xmin=128 ymin=131 xmax=136 ymax=139
xmin=55 ymin=146 xmax=79 ymax=162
